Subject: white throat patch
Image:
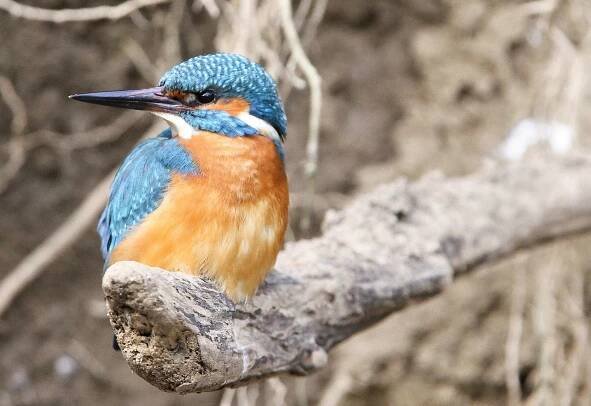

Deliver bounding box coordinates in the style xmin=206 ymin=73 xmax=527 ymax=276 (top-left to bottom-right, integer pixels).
xmin=237 ymin=112 xmax=282 ymax=143
xmin=152 ymin=111 xmax=282 ymax=143
xmin=152 ymin=112 xmax=195 ymax=139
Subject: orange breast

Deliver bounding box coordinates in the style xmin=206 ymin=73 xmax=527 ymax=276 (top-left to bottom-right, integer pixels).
xmin=109 ymin=132 xmax=289 ymax=301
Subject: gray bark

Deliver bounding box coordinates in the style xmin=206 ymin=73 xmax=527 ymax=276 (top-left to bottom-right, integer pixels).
xmin=103 ymin=154 xmax=591 ymax=393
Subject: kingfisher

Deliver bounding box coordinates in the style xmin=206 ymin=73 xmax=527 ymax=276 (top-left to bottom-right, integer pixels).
xmin=71 ymin=53 xmax=289 ymax=302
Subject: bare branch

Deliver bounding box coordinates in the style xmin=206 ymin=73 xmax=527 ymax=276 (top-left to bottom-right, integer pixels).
xmin=300 ymin=0 xmax=328 ymax=45
xmin=219 ymin=389 xmax=235 ymax=406
xmin=104 ymin=153 xmax=591 ymax=393
xmin=318 ymin=373 xmax=353 ymax=406
xmin=265 ymin=378 xmax=287 ymax=406
xmin=0 ymin=174 xmax=112 ymax=317
xmin=532 ymin=257 xmax=558 ymax=405
xmin=279 ymin=0 xmax=327 ymax=98
xmin=192 ymin=0 xmax=220 ymax=18
xmin=0 ymin=136 xmax=26 ymax=195
xmin=0 ymin=0 xmax=173 ymax=23
xmin=505 ymin=266 xmax=526 ymax=406
xmin=0 ymin=0 xmax=190 ymax=316
xmin=0 ymin=75 xmax=27 ymax=194
xmin=158 ymin=0 xmax=185 ymax=72
xmin=0 ymin=121 xmax=166 ymax=318
xmin=123 ymin=39 xmax=161 ymax=83
xmin=0 ymin=75 xmax=26 ymax=134
xmin=24 ymin=111 xmax=144 ymax=155
xmin=64 ymin=111 xmax=144 ymax=151
xmin=558 ymin=270 xmax=588 ymax=406
xmin=293 ymin=0 xmax=312 ymax=30
xmin=279 ymin=0 xmax=322 ymax=234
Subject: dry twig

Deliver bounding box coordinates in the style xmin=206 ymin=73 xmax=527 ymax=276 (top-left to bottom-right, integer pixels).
xmin=0 ymin=0 xmax=173 ymax=23
xmin=157 ymin=0 xmax=185 ymax=73
xmin=318 ymin=373 xmax=353 ymax=406
xmin=123 ymin=39 xmax=161 ymax=83
xmin=0 ymin=121 xmax=165 ymax=318
xmin=265 ymin=378 xmax=287 ymax=406
xmin=219 ymin=389 xmax=236 ymax=406
xmin=505 ymin=265 xmax=527 ymax=406
xmin=192 ymin=0 xmax=220 ymax=18
xmin=0 ymin=76 xmax=26 ymax=134
xmin=62 ymin=111 xmax=144 ymax=151
xmin=299 ymin=0 xmax=328 ymax=46
xmin=532 ymin=256 xmax=559 ymax=406
xmin=0 ymin=174 xmax=112 ymax=317
xmin=0 ymin=75 xmax=27 ymax=194
xmin=0 ymin=0 xmax=182 ymax=318
xmin=279 ymin=0 xmax=322 ymax=234
xmin=0 ymin=136 xmax=26 ymax=195
xmin=557 ymin=261 xmax=588 ymax=406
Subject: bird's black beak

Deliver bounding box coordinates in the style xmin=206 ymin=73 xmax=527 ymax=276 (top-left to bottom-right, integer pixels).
xmin=69 ymin=86 xmax=186 ymax=113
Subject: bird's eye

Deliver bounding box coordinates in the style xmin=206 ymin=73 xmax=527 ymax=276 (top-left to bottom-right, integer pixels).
xmin=179 ymin=89 xmax=217 ymax=106
xmin=196 ymin=89 xmax=216 ymax=104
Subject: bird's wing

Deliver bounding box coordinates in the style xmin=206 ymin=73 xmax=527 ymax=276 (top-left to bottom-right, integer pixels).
xmin=97 ymin=128 xmax=198 ymax=260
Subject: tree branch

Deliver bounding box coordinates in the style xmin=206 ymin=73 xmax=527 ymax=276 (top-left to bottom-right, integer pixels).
xmin=103 ymin=153 xmax=591 ymax=393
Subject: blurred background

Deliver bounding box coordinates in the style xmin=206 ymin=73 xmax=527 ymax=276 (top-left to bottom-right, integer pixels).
xmin=2 ymin=0 xmax=591 ymax=405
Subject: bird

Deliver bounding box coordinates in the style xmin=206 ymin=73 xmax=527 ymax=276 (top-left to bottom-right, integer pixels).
xmin=70 ymin=53 xmax=289 ymax=303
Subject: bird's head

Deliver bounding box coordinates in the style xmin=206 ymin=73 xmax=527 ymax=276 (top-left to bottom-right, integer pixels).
xmin=70 ymin=53 xmax=287 ymax=143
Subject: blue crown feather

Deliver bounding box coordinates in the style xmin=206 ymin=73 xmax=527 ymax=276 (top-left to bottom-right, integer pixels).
xmin=159 ymin=53 xmax=287 ymax=139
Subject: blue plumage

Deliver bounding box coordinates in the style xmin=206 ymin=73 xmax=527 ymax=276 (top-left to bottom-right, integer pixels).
xmin=160 ymin=53 xmax=287 ymax=138
xmin=97 ymin=128 xmax=198 ymax=259
xmin=92 ymin=53 xmax=288 ymax=260
xmin=179 ymin=108 xmax=259 ymax=138
xmin=69 ymin=52 xmax=291 ymax=349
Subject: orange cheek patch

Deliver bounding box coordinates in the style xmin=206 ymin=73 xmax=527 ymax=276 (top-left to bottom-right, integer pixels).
xmin=206 ymin=98 xmax=250 ymax=116
xmin=163 ymin=89 xmax=185 ymax=100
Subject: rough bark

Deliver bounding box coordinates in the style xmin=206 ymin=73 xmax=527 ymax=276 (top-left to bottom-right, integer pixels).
xmin=103 ymin=154 xmax=591 ymax=393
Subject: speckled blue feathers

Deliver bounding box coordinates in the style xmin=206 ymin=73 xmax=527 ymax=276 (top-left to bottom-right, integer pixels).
xmin=159 ymin=53 xmax=287 ymax=139
xmin=97 ymin=128 xmax=198 ymax=259
xmin=180 ymin=109 xmax=258 ymax=137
